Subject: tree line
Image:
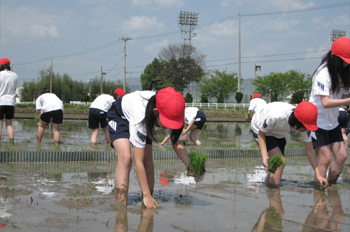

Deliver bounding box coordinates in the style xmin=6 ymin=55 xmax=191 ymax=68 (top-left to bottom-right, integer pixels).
xmin=20 ymin=44 xmax=312 ymax=104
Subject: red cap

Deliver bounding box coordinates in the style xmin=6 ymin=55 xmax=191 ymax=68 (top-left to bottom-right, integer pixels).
xmin=0 ymin=58 xmax=10 ymax=65
xmin=331 ymin=37 xmax=350 ymax=64
xmin=156 ymin=87 xmax=185 ymax=129
xmin=294 ymin=101 xmax=318 ymax=131
xmin=115 ymin=88 xmax=125 ymax=97
xmin=252 ymin=93 xmax=261 ymax=99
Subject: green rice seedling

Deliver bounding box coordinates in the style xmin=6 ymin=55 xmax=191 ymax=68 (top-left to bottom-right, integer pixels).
xmin=187 ymin=152 xmax=208 ymax=176
xmin=268 ymin=155 xmax=284 ymax=174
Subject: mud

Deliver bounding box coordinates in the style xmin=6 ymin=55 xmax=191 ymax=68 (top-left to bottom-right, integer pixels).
xmin=0 ymin=157 xmax=349 ymax=231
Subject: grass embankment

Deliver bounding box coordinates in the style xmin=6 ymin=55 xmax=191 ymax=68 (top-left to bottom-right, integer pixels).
xmin=15 ymin=104 xmax=248 ymax=121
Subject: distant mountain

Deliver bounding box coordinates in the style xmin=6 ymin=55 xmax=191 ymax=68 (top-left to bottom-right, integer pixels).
xmin=126 ymin=77 xmax=142 ymax=91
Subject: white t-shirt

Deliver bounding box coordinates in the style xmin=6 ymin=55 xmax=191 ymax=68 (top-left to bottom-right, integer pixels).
xmin=248 ymin=98 xmax=267 ymax=113
xmin=121 ymin=91 xmax=156 ymax=148
xmin=0 ymin=70 xmax=19 ymax=106
xmin=309 ymin=64 xmax=346 ymax=130
xmin=90 ymin=94 xmax=114 ymax=112
xmin=184 ymin=107 xmax=199 ymax=124
xmin=251 ymin=102 xmax=311 ymax=142
xmin=36 ymin=93 xmax=64 ymax=113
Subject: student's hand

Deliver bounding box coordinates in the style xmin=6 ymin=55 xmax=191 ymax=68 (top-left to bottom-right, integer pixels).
xmin=182 ymin=129 xmax=188 ymax=136
xmin=262 ymin=157 xmax=269 ymax=168
xmin=316 ymin=175 xmax=329 ymax=189
xmin=245 ymin=117 xmax=251 ymax=122
xmin=158 ymin=143 xmax=164 ymax=147
xmin=143 ymin=195 xmax=159 ymax=209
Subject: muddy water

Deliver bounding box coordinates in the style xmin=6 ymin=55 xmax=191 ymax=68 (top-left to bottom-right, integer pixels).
xmin=3 ymin=120 xmax=304 ymax=151
xmin=0 ymin=157 xmax=349 ymax=231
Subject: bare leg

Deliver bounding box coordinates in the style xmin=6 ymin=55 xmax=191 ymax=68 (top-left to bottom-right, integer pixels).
xmin=90 ymin=128 xmax=99 ymax=150
xmin=329 ymin=142 xmax=347 ymax=184
xmin=316 ymin=145 xmax=332 ymax=179
xmin=52 ymin=123 xmax=60 ymax=149
xmin=37 ymin=120 xmax=48 ymax=149
xmin=103 ymin=126 xmax=111 ymax=144
xmin=189 ymin=128 xmax=201 ymax=146
xmin=265 ymin=147 xmax=286 ymax=186
xmin=172 ymin=141 xmax=190 ymax=167
xmin=114 ymin=138 xmax=132 ymax=207
xmin=341 ymin=128 xmax=348 ymax=148
xmin=5 ymin=119 xmax=14 ymax=143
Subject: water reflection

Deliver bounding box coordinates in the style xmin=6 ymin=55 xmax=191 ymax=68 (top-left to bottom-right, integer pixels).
xmin=114 ymin=208 xmax=156 ymax=232
xmin=252 ymin=188 xmax=284 ymax=232
xmin=302 ymin=186 xmax=345 ymax=232
xmin=1 ymin=120 xmax=306 ymax=151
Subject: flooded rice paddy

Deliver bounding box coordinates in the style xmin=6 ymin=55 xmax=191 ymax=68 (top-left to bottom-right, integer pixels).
xmin=0 ymin=120 xmax=349 ymax=231
xmin=0 ymin=156 xmax=349 ymax=231
xmin=3 ymin=120 xmax=304 ymax=151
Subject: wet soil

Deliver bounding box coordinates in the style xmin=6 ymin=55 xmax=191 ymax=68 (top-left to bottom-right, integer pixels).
xmin=0 ymin=157 xmax=349 ymax=232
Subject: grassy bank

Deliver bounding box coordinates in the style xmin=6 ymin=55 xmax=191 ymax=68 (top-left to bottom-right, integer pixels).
xmin=15 ymin=104 xmax=248 ymax=121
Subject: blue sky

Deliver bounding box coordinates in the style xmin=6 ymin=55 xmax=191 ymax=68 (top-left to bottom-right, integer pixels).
xmin=1 ymin=0 xmax=350 ymax=90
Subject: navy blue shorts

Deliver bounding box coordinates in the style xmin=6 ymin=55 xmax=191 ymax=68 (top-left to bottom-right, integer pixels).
xmin=312 ymin=126 xmax=343 ymax=148
xmin=41 ymin=109 xmax=63 ymax=124
xmin=0 ymin=105 xmax=14 ymax=120
xmin=338 ymin=110 xmax=349 ymax=129
xmin=107 ymin=97 xmax=152 ymax=148
xmin=252 ymin=131 xmax=286 ymax=155
xmin=88 ymin=108 xmax=108 ymax=129
xmin=194 ymin=110 xmax=207 ymax=130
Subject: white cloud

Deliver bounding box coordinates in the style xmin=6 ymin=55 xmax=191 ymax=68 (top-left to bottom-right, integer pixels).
xmin=144 ymin=40 xmax=170 ymax=54
xmin=206 ymin=20 xmax=237 ymax=37
xmin=333 ymin=14 xmax=350 ymax=26
xmin=4 ymin=6 xmax=59 ymax=38
xmin=267 ymin=0 xmax=314 ymax=11
xmin=121 ymin=16 xmax=164 ymax=34
xmin=261 ymin=18 xmax=299 ymax=31
xmin=131 ymin=0 xmax=184 ymax=8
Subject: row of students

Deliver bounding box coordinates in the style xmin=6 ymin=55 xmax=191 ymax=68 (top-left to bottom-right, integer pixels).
xmin=251 ymin=37 xmax=350 ymax=188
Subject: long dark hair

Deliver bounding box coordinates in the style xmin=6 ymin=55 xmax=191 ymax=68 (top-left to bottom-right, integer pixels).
xmin=315 ymin=51 xmax=350 ymax=94
xmin=288 ymin=109 xmax=304 ymax=129
xmin=142 ymin=95 xmax=158 ymax=141
xmin=141 ymin=94 xmax=183 ymax=144
xmin=170 ymin=128 xmax=183 ymax=144
xmin=0 ymin=64 xmax=11 ymax=71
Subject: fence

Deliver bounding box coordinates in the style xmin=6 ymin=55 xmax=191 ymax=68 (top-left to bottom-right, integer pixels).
xmin=17 ymin=101 xmax=249 ymax=109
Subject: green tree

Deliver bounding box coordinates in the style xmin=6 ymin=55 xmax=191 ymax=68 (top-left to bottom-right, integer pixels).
xmin=286 ymin=70 xmax=312 ymax=103
xmin=199 ymin=69 xmax=238 ymax=103
xmin=185 ymin=92 xmax=193 ymax=103
xmin=235 ymin=92 xmax=243 ymax=103
xmin=252 ymin=70 xmax=312 ymax=102
xmin=20 ymin=69 xmax=126 ymax=102
xmin=252 ymin=72 xmax=290 ymax=102
xmin=140 ymin=43 xmax=205 ymax=92
xmin=140 ymin=58 xmax=168 ymax=90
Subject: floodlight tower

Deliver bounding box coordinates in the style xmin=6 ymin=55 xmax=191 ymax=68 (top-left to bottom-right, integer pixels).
xmin=330 ymin=29 xmax=347 ymax=42
xmin=178 ymin=11 xmax=199 ymax=46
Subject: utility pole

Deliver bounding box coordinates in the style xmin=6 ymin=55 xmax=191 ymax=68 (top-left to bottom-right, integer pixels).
xmin=100 ymin=66 xmax=106 ymax=94
xmin=120 ymin=37 xmax=132 ymax=92
xmin=50 ymin=57 xmax=53 ymax=93
xmin=237 ymin=12 xmax=241 ymax=93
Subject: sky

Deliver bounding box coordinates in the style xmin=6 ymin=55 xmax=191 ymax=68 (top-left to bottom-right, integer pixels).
xmin=1 ymin=0 xmax=350 ymax=93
